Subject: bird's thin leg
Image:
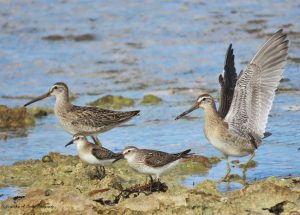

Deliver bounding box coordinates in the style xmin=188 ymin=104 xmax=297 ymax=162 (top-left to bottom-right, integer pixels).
xmin=95 ymin=166 xmax=105 ymax=180
xmin=157 ymin=177 xmax=162 ymax=190
xmin=101 ymin=166 xmax=106 ymax=176
xmin=221 ymin=156 xmax=231 ymax=182
xmin=149 ymin=175 xmax=154 ymax=185
xmin=149 ymin=175 xmax=154 ymax=192
xmin=91 ymin=135 xmax=102 ymax=146
xmin=242 ymin=152 xmax=255 ymax=180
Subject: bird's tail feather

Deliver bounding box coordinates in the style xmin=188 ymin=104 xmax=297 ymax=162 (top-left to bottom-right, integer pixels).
xmin=177 ymin=149 xmax=193 ymax=158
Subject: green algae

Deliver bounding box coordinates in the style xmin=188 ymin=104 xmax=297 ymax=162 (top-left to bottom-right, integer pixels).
xmin=141 ymin=94 xmax=162 ymax=105
xmin=42 ymin=155 xmax=53 ymax=163
xmin=88 ymin=95 xmax=134 ymax=109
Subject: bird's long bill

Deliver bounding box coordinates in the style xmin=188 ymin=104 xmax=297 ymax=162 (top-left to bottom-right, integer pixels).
xmin=175 ymin=103 xmax=199 ymax=120
xmin=65 ymin=140 xmax=74 ymax=147
xmin=24 ymin=91 xmax=51 ymax=107
xmin=112 ymin=153 xmax=124 ymax=163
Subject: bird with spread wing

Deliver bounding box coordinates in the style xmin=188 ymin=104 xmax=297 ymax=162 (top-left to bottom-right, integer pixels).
xmin=175 ymin=29 xmax=288 ymax=181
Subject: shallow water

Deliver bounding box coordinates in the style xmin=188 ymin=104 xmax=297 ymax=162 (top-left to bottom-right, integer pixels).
xmin=0 ymin=0 xmax=300 ymax=193
xmin=0 ymin=187 xmax=26 ymax=201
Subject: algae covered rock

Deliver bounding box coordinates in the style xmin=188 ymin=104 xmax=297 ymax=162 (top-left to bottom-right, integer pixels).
xmin=238 ymin=160 xmax=256 ymax=168
xmin=208 ymin=156 xmax=221 ymax=164
xmin=0 ymin=105 xmax=34 ymax=128
xmin=88 ymin=95 xmax=134 ymax=109
xmin=1 ymin=151 xmax=300 ymax=214
xmin=141 ymin=94 xmax=162 ymax=105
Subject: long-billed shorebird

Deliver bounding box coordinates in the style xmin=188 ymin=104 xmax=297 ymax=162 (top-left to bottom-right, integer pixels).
xmin=65 ymin=134 xmax=123 ymax=178
xmin=24 ymin=82 xmax=140 ymax=146
xmin=122 ymin=146 xmax=192 ymax=180
xmin=175 ymin=29 xmax=288 ymax=181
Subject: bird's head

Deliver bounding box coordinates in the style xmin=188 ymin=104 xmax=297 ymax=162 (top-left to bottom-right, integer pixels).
xmin=65 ymin=134 xmax=87 ymax=147
xmin=24 ymin=82 xmax=69 ymax=107
xmin=175 ymin=94 xmax=213 ymax=120
xmin=122 ymin=146 xmax=138 ymax=159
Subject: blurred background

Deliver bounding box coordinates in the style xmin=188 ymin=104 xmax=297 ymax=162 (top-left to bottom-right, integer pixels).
xmin=0 ymin=0 xmax=299 ymax=189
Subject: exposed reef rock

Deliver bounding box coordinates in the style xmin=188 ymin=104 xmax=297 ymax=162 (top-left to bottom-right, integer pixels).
xmin=0 ymin=153 xmax=299 ymax=214
xmin=0 ymin=105 xmax=34 ymax=128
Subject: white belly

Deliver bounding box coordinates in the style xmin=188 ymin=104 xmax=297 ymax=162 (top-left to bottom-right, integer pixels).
xmin=79 ymin=152 xmax=114 ymax=166
xmin=207 ymin=135 xmax=249 ymax=157
xmin=130 ymin=159 xmax=180 ymax=178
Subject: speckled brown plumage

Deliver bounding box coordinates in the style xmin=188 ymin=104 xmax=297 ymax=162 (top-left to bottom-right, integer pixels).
xmin=142 ymin=149 xmax=191 ymax=167
xmin=91 ymin=146 xmax=123 ymax=162
xmin=122 ymin=146 xmax=192 ymax=179
xmin=24 ymin=82 xmax=140 ymax=146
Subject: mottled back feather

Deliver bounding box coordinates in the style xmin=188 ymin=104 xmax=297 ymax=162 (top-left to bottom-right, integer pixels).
xmin=69 ymin=106 xmax=140 ymax=129
xmin=144 ymin=149 xmax=191 ymax=167
xmin=91 ymin=145 xmax=123 ymax=160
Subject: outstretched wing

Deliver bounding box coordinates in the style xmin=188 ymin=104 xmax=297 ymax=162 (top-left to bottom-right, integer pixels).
xmin=224 ymin=30 xmax=288 ymax=138
xmin=218 ymin=44 xmax=238 ymax=119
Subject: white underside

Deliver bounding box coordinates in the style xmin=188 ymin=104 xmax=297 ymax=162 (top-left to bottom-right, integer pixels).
xmin=76 ymin=142 xmax=115 ymax=166
xmin=129 ymin=159 xmax=180 ymax=178
xmin=79 ymin=152 xmax=115 ymax=166
xmin=207 ymin=136 xmax=250 ymax=157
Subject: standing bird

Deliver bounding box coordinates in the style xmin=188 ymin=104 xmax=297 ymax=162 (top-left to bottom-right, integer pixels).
xmin=175 ymin=29 xmax=288 ymax=181
xmin=24 ymin=82 xmax=140 ymax=146
xmin=122 ymin=146 xmax=192 ymax=181
xmin=65 ymin=135 xmax=123 ymax=178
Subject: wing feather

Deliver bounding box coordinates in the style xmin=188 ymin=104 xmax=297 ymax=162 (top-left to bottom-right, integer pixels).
xmin=224 ymin=30 xmax=288 ymax=139
xmin=218 ymin=44 xmax=238 ymax=119
xmin=144 ymin=150 xmax=179 ymax=167
xmin=69 ymin=106 xmax=139 ymax=129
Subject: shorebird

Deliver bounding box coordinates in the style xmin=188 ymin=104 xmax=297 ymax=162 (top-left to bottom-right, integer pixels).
xmin=175 ymin=29 xmax=288 ymax=181
xmin=65 ymin=135 xmax=123 ymax=178
xmin=122 ymin=146 xmax=192 ymax=180
xmin=24 ymin=82 xmax=140 ymax=146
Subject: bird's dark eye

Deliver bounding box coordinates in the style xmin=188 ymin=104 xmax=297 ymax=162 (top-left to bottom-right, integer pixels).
xmin=128 ymin=150 xmax=131 ymax=153
xmin=202 ymin=98 xmax=206 ymax=101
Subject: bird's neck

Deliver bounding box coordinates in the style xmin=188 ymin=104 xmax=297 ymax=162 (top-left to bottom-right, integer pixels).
xmin=77 ymin=141 xmax=90 ymax=153
xmin=54 ymin=92 xmax=71 ymax=111
xmin=203 ymin=101 xmax=222 ymax=128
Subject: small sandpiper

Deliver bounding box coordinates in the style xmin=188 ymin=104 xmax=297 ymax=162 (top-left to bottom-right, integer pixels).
xmin=24 ymin=82 xmax=140 ymax=146
xmin=122 ymin=146 xmax=192 ymax=180
xmin=65 ymin=134 xmax=123 ymax=178
xmin=175 ymin=29 xmax=288 ymax=181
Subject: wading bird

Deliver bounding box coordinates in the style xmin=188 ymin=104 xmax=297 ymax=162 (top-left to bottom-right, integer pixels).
xmin=24 ymin=82 xmax=140 ymax=146
xmin=175 ymin=30 xmax=288 ymax=181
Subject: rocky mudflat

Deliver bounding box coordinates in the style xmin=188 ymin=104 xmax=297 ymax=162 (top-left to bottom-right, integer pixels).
xmin=0 ymin=153 xmax=299 ymax=214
